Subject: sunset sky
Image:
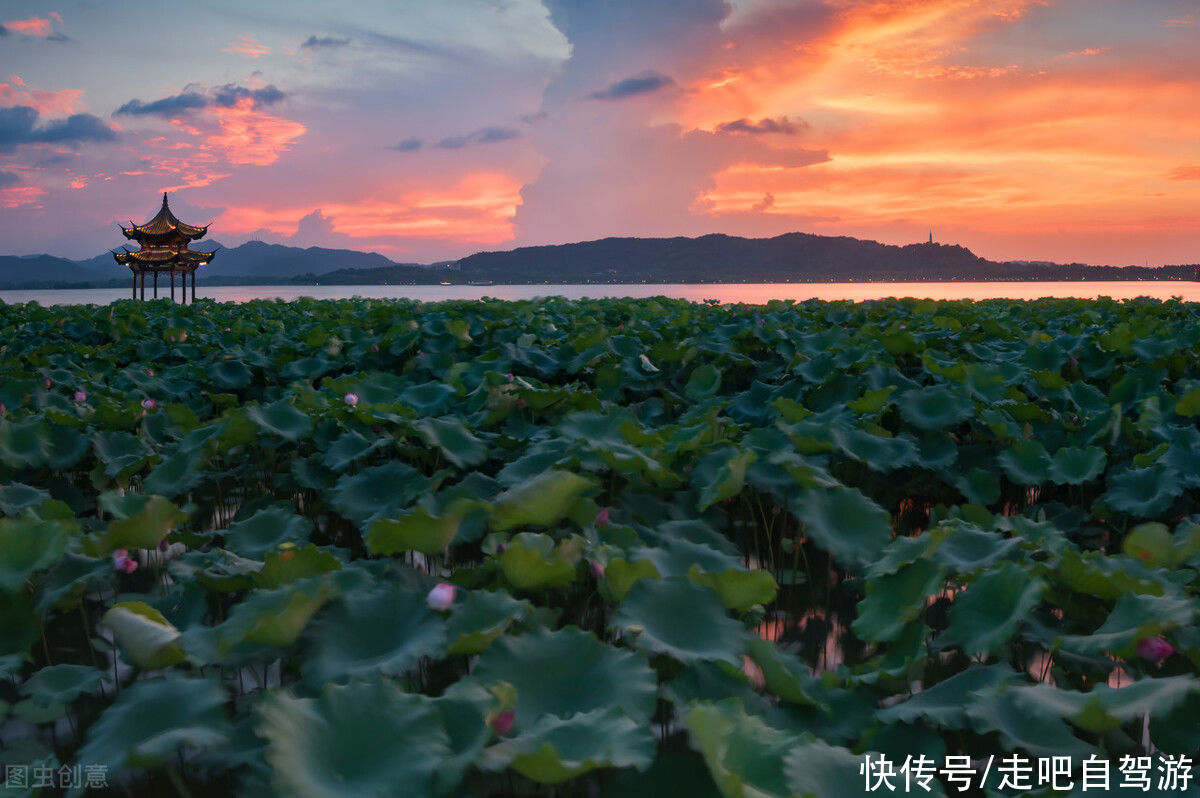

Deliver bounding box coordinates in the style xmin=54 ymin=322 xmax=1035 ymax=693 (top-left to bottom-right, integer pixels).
xmin=1 ymin=0 xmax=1198 ymax=266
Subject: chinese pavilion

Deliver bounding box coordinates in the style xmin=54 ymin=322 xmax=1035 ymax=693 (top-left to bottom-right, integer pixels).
xmin=113 ymin=193 xmax=216 ymax=303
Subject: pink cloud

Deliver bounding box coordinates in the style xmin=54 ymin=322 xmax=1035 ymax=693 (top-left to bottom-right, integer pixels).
xmin=0 ymin=185 xmax=47 ymax=209
xmin=203 ymin=97 xmax=306 ymax=166
xmin=222 ymin=35 xmax=270 ymax=59
xmin=0 ymin=82 xmax=84 ymax=116
xmin=3 ymin=17 xmax=55 ymax=37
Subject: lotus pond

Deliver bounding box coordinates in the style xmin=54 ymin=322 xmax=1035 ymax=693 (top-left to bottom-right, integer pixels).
xmin=3 ymin=295 xmax=1200 ymax=796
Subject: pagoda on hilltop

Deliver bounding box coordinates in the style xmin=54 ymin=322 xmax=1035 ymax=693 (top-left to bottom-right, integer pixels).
xmin=113 ymin=193 xmax=216 ymax=303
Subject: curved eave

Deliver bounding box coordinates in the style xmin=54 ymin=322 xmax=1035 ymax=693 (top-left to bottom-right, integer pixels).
xmin=114 ymin=250 xmax=215 ymax=269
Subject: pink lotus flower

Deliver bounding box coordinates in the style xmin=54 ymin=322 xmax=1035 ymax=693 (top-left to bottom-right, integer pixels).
xmin=589 ymin=560 xmax=605 ymax=579
xmin=505 ymin=373 xmax=514 ymax=381
xmin=370 ymin=344 xmax=379 ymax=352
xmin=112 ymin=549 xmax=138 ymax=574
xmin=168 ymin=335 xmax=175 ymax=342
xmin=595 ymin=507 xmax=610 ymax=526
xmin=489 ymin=710 xmax=515 ymax=736
xmin=0 ymin=404 xmax=6 ymax=416
xmin=141 ymin=398 xmax=156 ymax=410
xmin=44 ymin=378 xmax=50 ymax=389
xmin=74 ymin=390 xmax=87 ymax=403
xmin=1136 ymin=636 xmax=1174 ymax=663
xmin=344 ymin=393 xmax=359 ymax=407
xmin=145 ymin=369 xmax=154 ymax=377
xmin=426 ymin=583 xmax=456 ymax=611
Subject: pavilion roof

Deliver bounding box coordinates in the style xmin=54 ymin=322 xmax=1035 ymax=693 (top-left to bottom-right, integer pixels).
xmin=120 ymin=193 xmax=209 ymax=242
xmin=113 ymin=248 xmax=215 ymax=268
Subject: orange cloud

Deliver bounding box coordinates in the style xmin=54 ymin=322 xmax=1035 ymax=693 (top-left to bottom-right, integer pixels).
xmin=213 ymin=172 xmax=523 ymax=245
xmin=202 ymin=97 xmax=306 ymax=166
xmin=222 ymin=35 xmax=270 ymax=59
xmin=3 ymin=17 xmax=55 ymax=37
xmin=0 ymin=83 xmax=84 ymax=116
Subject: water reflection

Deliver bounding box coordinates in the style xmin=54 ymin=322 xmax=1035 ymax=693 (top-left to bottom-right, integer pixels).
xmin=6 ymin=281 xmax=1200 ymax=306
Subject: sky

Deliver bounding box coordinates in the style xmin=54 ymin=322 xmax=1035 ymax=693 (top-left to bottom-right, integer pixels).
xmin=0 ymin=0 xmax=1198 ymax=266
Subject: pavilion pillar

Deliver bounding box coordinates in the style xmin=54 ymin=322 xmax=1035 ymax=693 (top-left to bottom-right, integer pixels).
xmin=170 ymin=271 xmax=175 ymax=302
xmin=192 ymin=270 xmax=196 ymax=303
xmin=140 ymin=271 xmax=145 ymax=300
xmin=131 ymin=272 xmax=136 ymax=300
xmin=153 ymin=271 xmax=158 ymax=299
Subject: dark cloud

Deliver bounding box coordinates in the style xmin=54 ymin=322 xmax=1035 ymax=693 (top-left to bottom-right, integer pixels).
xmin=394 ymin=137 xmax=423 ymax=152
xmin=588 ymin=70 xmax=675 ymax=100
xmin=717 ymin=116 xmax=807 ymax=136
xmin=423 ymin=126 xmax=521 ymax=150
xmin=475 ymin=125 xmax=520 ymax=143
xmin=0 ymin=170 xmax=19 ymax=186
xmin=116 ymin=84 xmax=286 ymax=117
xmin=750 ymin=193 xmax=775 ymax=212
xmin=0 ymin=106 xmax=116 ymax=152
xmin=301 ymin=35 xmax=351 ymax=49
xmin=0 ymin=24 xmax=8 ymax=37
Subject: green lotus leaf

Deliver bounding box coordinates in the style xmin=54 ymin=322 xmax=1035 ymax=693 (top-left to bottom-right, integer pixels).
xmin=19 ymin=663 xmax=103 ymax=706
xmin=695 ymin=449 xmax=756 ymax=511
xmin=211 ymin=358 xmax=253 ymax=389
xmin=96 ymin=494 xmax=186 ymax=553
xmin=830 ymin=427 xmax=919 ymax=473
xmin=1122 ymin=522 xmax=1174 ymax=568
xmin=683 ymin=698 xmax=798 ymax=798
xmin=246 ymin=398 xmax=314 ymax=441
xmin=853 ymin=558 xmax=945 ymax=643
xmin=473 ymin=626 xmax=657 ymax=728
xmin=202 ymin=579 xmax=332 ymax=657
xmin=0 ymin=482 xmax=50 ymax=516
xmin=1048 ymin=445 xmax=1107 ymax=485
xmin=0 ymin=517 xmax=71 ymax=593
xmin=321 ymin=430 xmax=388 ymax=472
xmin=0 ymin=420 xmax=86 ymax=470
xmin=258 ymin=679 xmax=451 ymax=798
xmin=367 ymin=498 xmax=480 ymax=556
xmin=142 ymin=447 xmax=209 ymax=497
xmin=685 ymin=364 xmax=722 ymax=401
xmin=943 ymin=562 xmax=1044 ymax=656
xmin=304 ymin=583 xmax=446 ymax=684
xmin=222 ymin=505 xmax=312 ymax=558
xmin=446 ymin=589 xmax=530 ymax=655
xmin=330 ymin=460 xmax=444 ymax=524
xmin=951 ymin=467 xmax=1001 ymax=506
xmin=848 ymin=385 xmax=897 ymax=414
xmin=997 ymin=439 xmax=1052 ymax=485
xmin=1055 ymin=548 xmax=1165 ymax=600
xmin=896 ymin=385 xmax=973 ymax=430
xmin=498 ymin=532 xmax=581 ymax=589
xmin=1104 ymin=465 xmax=1182 ymax=517
xmin=602 ymin=557 xmax=659 ymax=602
xmin=791 ymin=486 xmax=893 ymax=571
xmin=399 ymin=381 xmax=459 ymax=416
xmin=482 ymin=706 xmax=655 ymax=784
xmin=612 ymin=578 xmax=747 ymax=667
xmin=0 ymin=589 xmax=39 ymax=657
xmin=490 ymin=469 xmax=594 ymax=531
xmin=933 ymin=522 xmax=1023 ymax=573
xmin=92 ymin=430 xmax=148 ymax=479
xmin=412 ymin=416 xmax=489 ymax=469
xmin=629 ymin=538 xmax=776 ymax=611
xmin=785 ymin=739 xmax=887 ymax=798
xmin=744 ymin=638 xmax=824 ymax=708
xmin=964 ymin=688 xmax=1092 ymax=758
xmin=78 ymin=675 xmax=230 ymax=772
xmin=101 ymin=601 xmax=186 ymax=670
xmin=255 ymin=545 xmax=342 ymax=588
xmin=1057 ymin=592 xmax=1194 ymax=658
xmin=1069 ymin=676 xmax=1198 ymax=735
xmin=879 ymin=662 xmax=1018 ymax=731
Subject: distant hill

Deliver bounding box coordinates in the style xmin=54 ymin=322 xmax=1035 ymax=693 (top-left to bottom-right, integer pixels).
xmin=2 ymin=232 xmax=1197 ymax=289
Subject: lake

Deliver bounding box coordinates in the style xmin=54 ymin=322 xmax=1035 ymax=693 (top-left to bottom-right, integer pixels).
xmin=3 ymin=281 xmax=1200 ymax=306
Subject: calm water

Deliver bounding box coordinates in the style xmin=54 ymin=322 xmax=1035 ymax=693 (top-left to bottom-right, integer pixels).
xmin=3 ymin=282 xmax=1200 ymax=306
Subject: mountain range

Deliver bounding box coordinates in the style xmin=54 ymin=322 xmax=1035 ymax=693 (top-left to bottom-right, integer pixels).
xmin=1 ymin=233 xmax=1196 ymax=290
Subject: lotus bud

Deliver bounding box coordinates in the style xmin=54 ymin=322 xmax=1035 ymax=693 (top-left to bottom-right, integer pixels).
xmin=112 ymin=549 xmax=139 ymax=574
xmin=589 ymin=560 xmax=605 ymax=579
xmin=344 ymin=393 xmax=359 ymax=407
xmin=595 ymin=507 xmax=611 ymax=526
xmin=1136 ymin=636 xmax=1174 ymax=663
xmin=489 ymin=709 xmax=515 ymax=736
xmin=141 ymin=398 xmax=157 ymax=410
xmin=145 ymin=368 xmax=154 ymax=376
xmin=44 ymin=378 xmax=50 ymax=389
xmin=426 ymin=583 xmax=456 ymax=611
xmin=74 ymin=390 xmax=87 ymax=403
